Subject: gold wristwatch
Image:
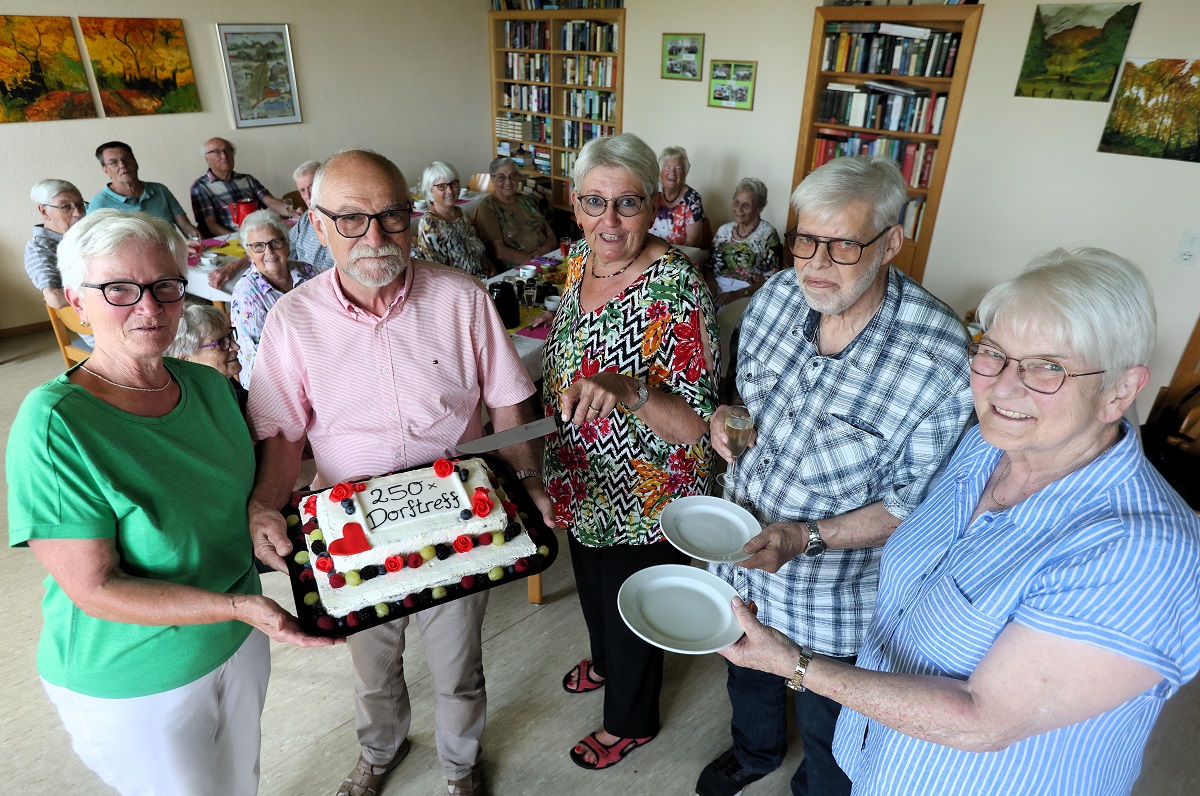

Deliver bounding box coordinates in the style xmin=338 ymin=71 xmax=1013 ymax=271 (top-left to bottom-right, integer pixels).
xmin=786 ymin=645 xmax=815 ymax=692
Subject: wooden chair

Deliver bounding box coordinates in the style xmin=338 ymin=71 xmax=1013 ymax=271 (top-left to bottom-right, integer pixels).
xmin=468 ymin=173 xmax=492 ymax=193
xmin=1148 ymin=311 xmax=1200 ymax=425
xmin=281 ymin=189 xmax=307 ymax=213
xmin=45 ymin=304 xmax=92 ymax=369
xmin=699 ymin=216 xmax=714 ymax=250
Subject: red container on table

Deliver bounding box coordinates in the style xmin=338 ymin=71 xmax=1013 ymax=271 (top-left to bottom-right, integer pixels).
xmin=229 ymin=199 xmax=258 ymax=228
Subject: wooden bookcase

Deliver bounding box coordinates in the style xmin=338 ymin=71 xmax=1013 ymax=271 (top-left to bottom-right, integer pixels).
xmin=488 ymin=8 xmax=625 ymax=212
xmin=790 ymin=4 xmax=983 ymax=283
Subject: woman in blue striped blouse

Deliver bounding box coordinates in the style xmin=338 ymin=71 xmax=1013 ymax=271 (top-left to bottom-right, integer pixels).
xmin=719 ymin=247 xmax=1200 ymax=795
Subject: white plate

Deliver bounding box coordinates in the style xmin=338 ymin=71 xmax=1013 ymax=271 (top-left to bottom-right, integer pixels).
xmin=618 ymin=565 xmax=743 ymax=654
xmin=659 ymin=495 xmax=760 ymax=563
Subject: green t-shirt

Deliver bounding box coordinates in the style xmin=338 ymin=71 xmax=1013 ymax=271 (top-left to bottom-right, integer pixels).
xmin=6 ymin=359 xmax=260 ymax=698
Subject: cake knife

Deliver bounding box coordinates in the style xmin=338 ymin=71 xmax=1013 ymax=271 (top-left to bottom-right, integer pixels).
xmin=456 ymin=415 xmax=559 ymax=454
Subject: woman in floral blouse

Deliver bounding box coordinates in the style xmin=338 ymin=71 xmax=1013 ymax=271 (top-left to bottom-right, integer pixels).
xmin=543 ymin=133 xmax=720 ymax=771
xmin=414 ymin=161 xmax=491 ymax=278
xmin=648 ymin=145 xmax=706 ymax=247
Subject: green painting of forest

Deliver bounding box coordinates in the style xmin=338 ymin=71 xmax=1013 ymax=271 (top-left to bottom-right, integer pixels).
xmin=1016 ymin=3 xmax=1139 ymax=102
xmin=0 ymin=15 xmax=96 ymax=123
xmin=1100 ymin=59 xmax=1200 ymax=163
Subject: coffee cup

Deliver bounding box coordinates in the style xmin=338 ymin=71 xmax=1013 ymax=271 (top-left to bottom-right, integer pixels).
xmin=519 ymin=265 xmax=538 ymax=279
xmin=200 ymin=252 xmax=219 ymax=267
xmin=543 ymin=295 xmax=561 ymax=312
xmin=414 ymin=199 xmax=428 ymax=211
xmin=459 ymin=187 xmax=469 ymax=198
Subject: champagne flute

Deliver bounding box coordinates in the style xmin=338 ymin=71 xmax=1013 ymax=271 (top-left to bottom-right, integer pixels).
xmin=720 ymin=406 xmax=754 ymax=501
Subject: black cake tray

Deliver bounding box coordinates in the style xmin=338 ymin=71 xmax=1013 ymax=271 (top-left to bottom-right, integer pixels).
xmin=283 ymin=453 xmax=558 ymax=637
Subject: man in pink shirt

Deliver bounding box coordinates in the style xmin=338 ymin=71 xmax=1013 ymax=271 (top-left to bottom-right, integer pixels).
xmin=246 ymin=150 xmax=552 ymax=796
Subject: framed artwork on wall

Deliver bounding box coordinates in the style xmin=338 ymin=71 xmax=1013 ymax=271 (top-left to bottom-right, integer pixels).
xmin=216 ymin=23 xmax=301 ymax=127
xmin=79 ymin=16 xmax=200 ymax=116
xmin=662 ymin=33 xmax=704 ymax=81
xmin=0 ymin=15 xmax=96 ymax=122
xmin=708 ymin=60 xmax=756 ymax=111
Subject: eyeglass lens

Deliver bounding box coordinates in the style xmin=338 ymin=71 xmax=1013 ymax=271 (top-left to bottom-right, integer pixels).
xmin=247 ymin=238 xmax=287 ymax=253
xmin=332 ymin=210 xmax=411 ymax=238
xmin=967 ymin=343 xmax=1070 ymax=394
xmin=787 ymin=234 xmax=865 ymax=265
xmin=577 ymin=195 xmax=645 ymax=218
xmin=95 ymin=279 xmax=187 ymax=306
xmin=433 ymin=180 xmax=461 ymax=192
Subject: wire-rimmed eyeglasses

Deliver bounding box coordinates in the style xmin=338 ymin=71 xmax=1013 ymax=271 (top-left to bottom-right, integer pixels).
xmin=966 ymin=342 xmax=1105 ymax=395
xmin=199 ymin=327 xmax=239 ymax=352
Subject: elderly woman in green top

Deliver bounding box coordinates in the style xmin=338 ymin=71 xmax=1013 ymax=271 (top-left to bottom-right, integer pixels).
xmin=542 ymin=133 xmax=720 ymax=771
xmin=6 ymin=209 xmax=335 ymax=795
xmin=472 ymin=155 xmax=557 ymax=267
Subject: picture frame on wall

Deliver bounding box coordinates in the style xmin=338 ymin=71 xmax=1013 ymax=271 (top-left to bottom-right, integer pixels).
xmin=662 ymin=33 xmax=704 ymax=81
xmin=708 ymin=60 xmax=756 ymax=111
xmin=216 ymin=23 xmax=301 ymax=127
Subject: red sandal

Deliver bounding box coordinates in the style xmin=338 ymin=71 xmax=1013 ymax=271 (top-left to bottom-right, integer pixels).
xmin=569 ymin=731 xmax=654 ymax=770
xmin=562 ymin=659 xmax=606 ymax=694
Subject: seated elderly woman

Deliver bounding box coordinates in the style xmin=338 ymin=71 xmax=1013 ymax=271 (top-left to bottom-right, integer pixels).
xmin=229 ymin=209 xmax=319 ymax=388
xmin=6 ymin=209 xmax=335 ymax=795
xmin=27 ymin=178 xmax=87 ymax=309
xmin=414 ymin=160 xmax=491 ymax=278
xmin=167 ymin=303 xmax=247 ymax=413
xmin=649 ymin=145 xmax=706 ymax=247
xmin=716 ymin=248 xmax=1200 ymax=795
xmin=472 ymin=156 xmax=557 ymax=266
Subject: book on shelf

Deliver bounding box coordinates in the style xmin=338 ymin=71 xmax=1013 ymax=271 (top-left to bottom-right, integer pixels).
xmin=561 ymin=20 xmax=618 ymax=52
xmin=562 ymin=54 xmax=615 ymax=87
xmin=811 ymin=127 xmax=936 ymax=189
xmin=502 ymin=20 xmax=550 ymax=50
xmin=505 ymin=52 xmax=551 ymax=82
xmin=492 ymin=1 xmax=623 ymax=8
xmin=562 ymin=88 xmax=616 ymax=122
xmin=503 ymin=83 xmax=551 ymax=113
xmin=817 ymin=83 xmax=945 ymax=135
xmin=822 ymin=27 xmax=961 ymax=78
xmin=878 ymin=22 xmax=933 ymax=40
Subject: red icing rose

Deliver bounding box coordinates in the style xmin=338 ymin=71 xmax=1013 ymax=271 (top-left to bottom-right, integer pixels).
xmin=329 ymin=572 xmax=346 ymax=589
xmin=385 ymin=555 xmax=404 ymax=572
xmin=473 ymin=495 xmax=494 ymax=518
xmin=303 ymin=495 xmax=318 ymax=516
xmin=503 ymin=500 xmax=518 ymax=518
xmin=433 ymin=458 xmax=454 ymax=478
xmin=315 ymin=555 xmax=334 ymax=572
xmin=354 ymin=482 xmax=366 ymax=492
xmin=329 ymin=483 xmax=352 ymax=502
xmin=453 ymin=535 xmax=474 ymax=554
xmin=407 ymin=552 xmax=424 ymax=569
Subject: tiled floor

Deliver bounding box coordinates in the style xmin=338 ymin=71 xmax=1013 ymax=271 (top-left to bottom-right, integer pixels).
xmin=1 ymin=330 xmax=1195 ymax=795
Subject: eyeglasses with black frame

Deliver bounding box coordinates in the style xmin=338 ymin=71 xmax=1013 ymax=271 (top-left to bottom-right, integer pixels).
xmin=575 ymin=194 xmax=647 ymax=218
xmin=784 ymin=226 xmax=892 ymax=266
xmin=199 ymin=327 xmax=239 ymax=352
xmin=966 ymin=342 xmax=1106 ymax=395
xmin=246 ymin=237 xmax=288 ymax=254
xmin=492 ymin=172 xmax=520 ymax=184
xmin=80 ymin=278 xmax=188 ymax=307
xmin=44 ymin=200 xmax=88 ymax=213
xmin=432 ymin=180 xmax=461 ymax=193
xmin=314 ymin=205 xmax=412 ymax=238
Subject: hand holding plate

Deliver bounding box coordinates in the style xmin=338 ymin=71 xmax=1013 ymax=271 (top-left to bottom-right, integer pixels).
xmin=738 ymin=521 xmax=807 ymax=573
xmin=718 ymin=596 xmax=800 ymax=677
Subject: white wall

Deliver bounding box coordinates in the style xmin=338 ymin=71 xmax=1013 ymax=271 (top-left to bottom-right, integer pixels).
xmin=0 ymin=0 xmax=492 ymax=334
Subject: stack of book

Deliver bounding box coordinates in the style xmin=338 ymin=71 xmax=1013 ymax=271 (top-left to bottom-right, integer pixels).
xmin=562 ymin=55 xmax=615 ymax=87
xmin=559 ymin=150 xmax=578 ymax=179
xmin=521 ymin=175 xmax=553 ymax=203
xmin=561 ymin=120 xmax=615 ymax=149
xmin=492 ymin=1 xmax=623 ymax=9
xmin=505 ymin=52 xmax=551 ymax=82
xmin=561 ymin=20 xmax=618 ymax=52
xmin=495 ymin=114 xmax=533 ymax=141
xmin=562 ymin=88 xmax=616 ymax=121
xmin=819 ymin=80 xmax=947 ymax=134
xmin=503 ymin=83 xmax=551 ymax=113
xmin=531 ymin=146 xmax=552 ymax=175
xmin=502 ymin=20 xmax=550 ymax=50
xmin=811 ymin=127 xmax=937 ymax=189
xmin=821 ymin=21 xmax=961 ymax=78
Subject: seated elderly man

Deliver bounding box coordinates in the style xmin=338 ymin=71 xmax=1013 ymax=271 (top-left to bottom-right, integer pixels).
xmin=27 ymin=179 xmax=87 ymax=310
xmin=472 ymin=156 xmax=556 ymax=267
xmin=190 ymin=137 xmax=294 ymax=236
xmin=88 ymin=141 xmax=200 ymax=239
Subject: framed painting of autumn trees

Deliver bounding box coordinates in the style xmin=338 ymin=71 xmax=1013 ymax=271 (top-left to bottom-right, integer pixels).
xmin=0 ymin=15 xmax=96 ymax=123
xmin=1100 ymin=59 xmax=1200 ymax=163
xmin=1016 ymin=3 xmax=1140 ymax=102
xmin=79 ymin=17 xmax=200 ymax=116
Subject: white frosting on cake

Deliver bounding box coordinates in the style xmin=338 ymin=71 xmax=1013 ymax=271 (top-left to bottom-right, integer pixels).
xmin=300 ymin=458 xmax=536 ymax=618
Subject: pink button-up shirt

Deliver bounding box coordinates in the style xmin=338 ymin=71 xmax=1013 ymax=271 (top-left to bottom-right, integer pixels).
xmin=248 ymin=261 xmax=535 ymax=488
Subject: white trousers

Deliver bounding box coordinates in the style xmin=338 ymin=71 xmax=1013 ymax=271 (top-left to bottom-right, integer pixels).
xmin=43 ymin=629 xmax=271 ymax=796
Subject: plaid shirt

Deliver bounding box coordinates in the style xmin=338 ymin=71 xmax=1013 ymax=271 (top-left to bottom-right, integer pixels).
xmin=189 ymin=169 xmax=272 ymax=232
xmin=710 ymin=266 xmax=972 ymax=656
xmin=288 ymin=212 xmax=333 ymax=273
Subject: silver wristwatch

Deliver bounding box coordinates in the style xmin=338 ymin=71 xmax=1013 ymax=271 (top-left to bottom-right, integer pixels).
xmin=786 ymin=644 xmax=815 ymax=692
xmin=802 ymin=519 xmax=826 ymax=558
xmin=625 ymin=381 xmax=649 ymax=412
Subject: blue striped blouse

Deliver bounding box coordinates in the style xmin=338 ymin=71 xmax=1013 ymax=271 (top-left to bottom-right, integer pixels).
xmin=832 ymin=421 xmax=1200 ymax=795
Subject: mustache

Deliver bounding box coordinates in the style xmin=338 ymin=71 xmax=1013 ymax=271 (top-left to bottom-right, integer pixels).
xmin=348 ymin=241 xmax=406 ymax=265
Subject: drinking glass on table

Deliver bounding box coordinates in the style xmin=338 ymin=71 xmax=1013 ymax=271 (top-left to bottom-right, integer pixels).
xmin=186 ymin=231 xmax=202 ymax=267
xmin=559 ymin=236 xmax=572 ymax=257
xmin=717 ymin=406 xmax=754 ymax=501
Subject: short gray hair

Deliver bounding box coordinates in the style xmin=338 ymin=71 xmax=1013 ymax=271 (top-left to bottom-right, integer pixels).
xmin=293 ymin=160 xmax=320 ymax=183
xmin=791 ymin=155 xmax=908 ymax=233
xmin=202 ymin=137 xmax=235 ymax=157
xmin=977 ymin=247 xmax=1156 ymax=391
xmin=166 ymin=304 xmax=229 ymax=359
xmin=658 ymin=145 xmax=690 ymax=176
xmin=57 ymin=209 xmax=186 ymax=290
xmin=240 ymin=208 xmax=289 ymax=241
xmin=310 ymin=149 xmax=407 ymax=209
xmin=489 ymin=156 xmax=517 ymax=176
xmin=734 ymin=177 xmax=768 ymax=210
xmin=420 ymin=160 xmax=460 ymax=202
xmin=573 ymin=133 xmax=659 ymax=199
xmin=31 ymin=179 xmax=80 ymax=205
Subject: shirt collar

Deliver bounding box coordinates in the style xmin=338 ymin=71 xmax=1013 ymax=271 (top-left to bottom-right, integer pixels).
xmin=800 ymin=266 xmax=901 ymax=371
xmin=329 ymin=262 xmax=412 ymax=321
xmin=32 ymin=224 xmax=63 ymax=242
xmin=205 ymin=169 xmax=243 ymax=184
xmin=101 ymin=183 xmax=148 ymax=204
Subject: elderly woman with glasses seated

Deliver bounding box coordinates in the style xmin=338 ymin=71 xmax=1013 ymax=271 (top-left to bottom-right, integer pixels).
xmin=414 ymin=160 xmax=492 ymax=278
xmin=27 ymin=179 xmax=88 ymax=310
xmin=473 ymin=156 xmax=557 ymax=267
xmin=167 ymin=304 xmax=247 ymax=413
xmin=6 ymin=209 xmax=334 ymax=796
xmin=229 ymin=209 xmax=319 ymax=388
xmin=649 ymin=145 xmax=706 ymax=247
xmin=718 ymin=249 xmax=1200 ymax=796
xmin=542 ymin=133 xmax=720 ymax=771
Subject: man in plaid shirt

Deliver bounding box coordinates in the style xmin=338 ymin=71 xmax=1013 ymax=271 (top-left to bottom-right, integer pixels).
xmin=190 ymin=137 xmax=294 ymax=236
xmin=696 ymin=156 xmax=973 ymax=796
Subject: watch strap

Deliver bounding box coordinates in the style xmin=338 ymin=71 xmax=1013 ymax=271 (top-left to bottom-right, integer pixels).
xmin=626 ymin=381 xmax=649 ymax=412
xmin=786 ymin=645 xmax=814 ymax=692
xmin=514 ymin=468 xmax=542 ymax=481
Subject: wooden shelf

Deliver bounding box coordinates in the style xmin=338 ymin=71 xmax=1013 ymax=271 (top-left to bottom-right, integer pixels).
xmin=790 ymin=4 xmax=983 ymax=283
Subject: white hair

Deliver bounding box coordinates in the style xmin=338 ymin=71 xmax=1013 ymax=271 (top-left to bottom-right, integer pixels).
xmin=977 ymin=247 xmax=1156 ymax=391
xmin=292 ymin=160 xmax=320 ymax=183
xmin=57 ymin=209 xmax=186 ymax=290
xmin=573 ymin=133 xmax=659 ymax=199
xmin=310 ymin=149 xmax=407 ymax=210
xmin=791 ymin=155 xmax=908 ymax=233
xmin=166 ymin=304 xmax=228 ymax=359
xmin=202 ymin=138 xmax=235 ymax=156
xmin=658 ymin=145 xmax=691 ymax=176
xmin=420 ymin=161 xmax=460 ymax=202
xmin=31 ymin=179 xmax=80 ymax=205
xmin=240 ymin=209 xmax=289 ymax=241
xmin=734 ymin=177 xmax=768 ymax=210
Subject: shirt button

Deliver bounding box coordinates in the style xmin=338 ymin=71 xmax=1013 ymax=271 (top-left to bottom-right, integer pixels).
xmin=381 ymin=367 xmax=390 ymax=375
xmin=389 ymin=410 xmax=398 ymax=418
xmin=787 ymin=411 xmax=794 ymax=418
xmin=393 ymin=450 xmax=402 ymax=459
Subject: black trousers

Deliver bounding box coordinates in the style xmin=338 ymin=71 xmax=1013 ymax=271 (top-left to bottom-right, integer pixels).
xmin=568 ymin=534 xmax=688 ymax=738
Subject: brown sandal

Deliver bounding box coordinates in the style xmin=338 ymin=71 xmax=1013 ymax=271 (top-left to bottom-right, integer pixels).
xmin=336 ymin=740 xmax=410 ymax=796
xmin=562 ymin=658 xmax=606 ymax=694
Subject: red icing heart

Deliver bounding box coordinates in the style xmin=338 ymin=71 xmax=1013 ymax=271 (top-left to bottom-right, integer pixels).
xmin=329 ymin=522 xmax=372 ymax=556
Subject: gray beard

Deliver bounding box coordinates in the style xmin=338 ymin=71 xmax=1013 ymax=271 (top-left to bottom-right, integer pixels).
xmin=342 ymin=242 xmax=408 ymax=287
xmin=801 ymin=251 xmax=884 ymax=315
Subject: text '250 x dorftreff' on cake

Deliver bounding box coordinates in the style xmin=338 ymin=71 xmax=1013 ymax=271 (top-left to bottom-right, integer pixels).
xmin=289 ymin=457 xmax=547 ymax=631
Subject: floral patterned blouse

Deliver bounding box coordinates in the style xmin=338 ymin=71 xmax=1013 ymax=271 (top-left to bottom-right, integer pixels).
xmin=649 ymin=187 xmax=706 ymax=245
xmin=231 ymin=259 xmax=319 ymax=389
xmin=416 ymin=211 xmax=489 ymax=279
xmin=542 ymin=242 xmax=720 ymax=547
xmin=710 ymin=219 xmax=782 ymax=286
